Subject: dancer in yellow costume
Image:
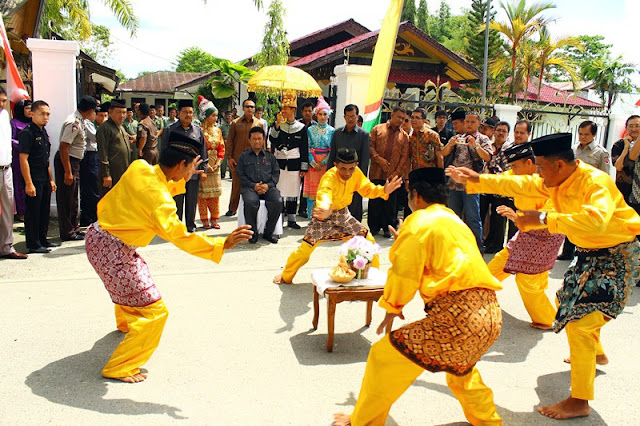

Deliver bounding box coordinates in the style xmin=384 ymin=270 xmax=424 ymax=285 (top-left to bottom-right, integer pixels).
xmin=447 ymin=133 xmax=640 ymax=420
xmin=479 ymin=142 xmax=564 ymax=330
xmin=273 ymin=148 xmax=401 ymax=284
xmin=85 ymin=132 xmax=252 ymax=383
xmin=334 ymin=167 xmax=503 ymax=426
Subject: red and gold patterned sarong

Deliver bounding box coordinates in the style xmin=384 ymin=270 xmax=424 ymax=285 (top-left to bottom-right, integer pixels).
xmin=302 ymin=207 xmax=368 ymax=246
xmin=85 ymin=222 xmax=161 ymax=307
xmin=389 ymin=288 xmax=502 ymax=376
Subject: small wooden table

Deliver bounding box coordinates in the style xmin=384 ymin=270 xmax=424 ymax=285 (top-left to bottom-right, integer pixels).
xmin=311 ymin=268 xmax=387 ymax=352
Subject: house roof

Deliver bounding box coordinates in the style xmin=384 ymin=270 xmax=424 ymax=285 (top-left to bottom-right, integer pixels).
xmin=174 ymin=70 xmax=220 ymax=90
xmin=289 ymin=18 xmax=370 ymax=55
xmin=117 ymin=72 xmax=205 ymax=93
xmin=515 ymin=80 xmax=601 ymax=107
xmin=288 ymin=22 xmax=480 ymax=82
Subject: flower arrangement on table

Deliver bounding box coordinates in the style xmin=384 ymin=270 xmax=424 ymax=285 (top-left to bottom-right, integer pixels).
xmin=339 ymin=235 xmax=381 ymax=280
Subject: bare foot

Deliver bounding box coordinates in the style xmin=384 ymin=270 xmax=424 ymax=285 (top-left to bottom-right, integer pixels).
xmin=537 ymin=397 xmax=591 ymax=419
xmin=563 ymin=354 xmax=609 ymax=365
xmin=273 ymin=274 xmax=291 ymax=285
xmin=332 ymin=413 xmax=351 ymax=426
xmin=530 ymin=322 xmax=553 ymax=330
xmin=107 ymin=372 xmax=148 ymax=383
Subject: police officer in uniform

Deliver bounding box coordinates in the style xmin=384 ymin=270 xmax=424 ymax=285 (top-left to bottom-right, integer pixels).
xmin=79 ymin=104 xmax=100 ymax=226
xmin=55 ymin=95 xmax=96 ymax=241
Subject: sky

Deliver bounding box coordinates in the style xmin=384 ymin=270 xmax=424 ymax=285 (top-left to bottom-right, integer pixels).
xmin=87 ymin=0 xmax=638 ymax=83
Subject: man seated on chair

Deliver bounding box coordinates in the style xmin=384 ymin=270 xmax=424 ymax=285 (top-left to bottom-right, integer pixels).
xmin=273 ymin=148 xmax=401 ymax=284
xmin=237 ymin=126 xmax=283 ymax=244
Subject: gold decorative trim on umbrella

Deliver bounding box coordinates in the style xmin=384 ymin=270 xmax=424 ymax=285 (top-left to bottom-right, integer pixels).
xmin=247 ymin=65 xmax=323 ymax=98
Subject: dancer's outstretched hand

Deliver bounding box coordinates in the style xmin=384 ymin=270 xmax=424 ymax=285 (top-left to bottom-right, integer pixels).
xmin=224 ymin=225 xmax=253 ymax=249
xmin=445 ymin=166 xmax=479 ymax=184
xmin=388 ymin=219 xmax=403 ymax=239
xmin=377 ymin=311 xmax=404 ymax=335
xmin=496 ymin=205 xmax=517 ymax=221
xmin=384 ymin=175 xmax=403 ymax=194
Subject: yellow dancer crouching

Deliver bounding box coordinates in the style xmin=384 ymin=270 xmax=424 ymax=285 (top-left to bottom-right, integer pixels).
xmin=334 ymin=167 xmax=503 ymax=426
xmin=479 ymin=143 xmax=564 ymax=330
xmin=86 ymin=132 xmax=252 ymax=383
xmin=447 ymin=133 xmax=640 ymax=420
xmin=273 ymin=148 xmax=401 ymax=284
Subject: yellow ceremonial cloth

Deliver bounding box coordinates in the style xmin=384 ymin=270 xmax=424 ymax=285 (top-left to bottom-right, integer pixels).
xmin=467 ymin=161 xmax=640 ymax=249
xmin=97 ymin=160 xmax=226 ymax=262
xmin=315 ymin=166 xmax=388 ymax=211
xmin=379 ymin=204 xmax=502 ymax=314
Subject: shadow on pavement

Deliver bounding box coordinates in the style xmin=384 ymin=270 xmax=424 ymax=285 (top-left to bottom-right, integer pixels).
xmin=25 ymin=332 xmax=185 ymax=419
xmin=483 ymin=311 xmax=545 ymax=363
xmin=42 ymin=244 xmax=87 ymax=258
xmin=277 ymin=283 xmax=312 ymax=333
xmin=290 ymin=329 xmax=371 ymax=365
xmin=549 ymin=261 xmax=571 ymax=280
xmin=333 ymin=391 xmax=399 ymax=426
xmin=414 ymin=370 xmax=606 ymax=425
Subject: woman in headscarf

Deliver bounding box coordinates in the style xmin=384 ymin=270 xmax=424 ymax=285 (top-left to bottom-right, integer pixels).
xmin=10 ymin=100 xmax=32 ymax=221
xmin=303 ymin=97 xmax=334 ymax=218
xmin=197 ymin=96 xmax=225 ymax=229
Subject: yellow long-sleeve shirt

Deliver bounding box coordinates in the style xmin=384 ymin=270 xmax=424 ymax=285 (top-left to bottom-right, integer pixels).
xmin=467 ymin=160 xmax=640 ymax=249
xmin=379 ymin=204 xmax=502 ymax=314
xmin=315 ymin=166 xmax=388 ymax=211
xmin=97 ymin=160 xmax=226 ymax=262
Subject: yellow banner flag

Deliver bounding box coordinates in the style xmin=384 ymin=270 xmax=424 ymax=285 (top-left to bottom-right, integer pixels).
xmin=363 ymin=0 xmax=404 ymax=132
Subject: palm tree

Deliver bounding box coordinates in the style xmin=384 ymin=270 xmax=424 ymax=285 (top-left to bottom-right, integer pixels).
xmin=582 ymin=56 xmax=636 ymax=110
xmin=490 ymin=0 xmax=555 ymax=100
xmin=535 ymin=26 xmax=582 ymax=101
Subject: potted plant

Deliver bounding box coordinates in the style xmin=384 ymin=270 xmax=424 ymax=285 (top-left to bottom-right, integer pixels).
xmin=339 ymin=236 xmax=381 ymax=279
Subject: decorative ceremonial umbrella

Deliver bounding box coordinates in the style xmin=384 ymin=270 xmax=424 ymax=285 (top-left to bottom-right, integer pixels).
xmin=246 ymin=65 xmax=323 ymax=98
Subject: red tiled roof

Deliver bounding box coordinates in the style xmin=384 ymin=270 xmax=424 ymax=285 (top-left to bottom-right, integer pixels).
xmin=514 ymin=80 xmax=601 ymax=107
xmin=388 ymin=69 xmax=461 ymax=88
xmin=117 ymin=72 xmax=205 ymax=93
xmin=289 ymin=18 xmax=370 ymax=52
xmin=288 ymin=30 xmax=379 ymax=67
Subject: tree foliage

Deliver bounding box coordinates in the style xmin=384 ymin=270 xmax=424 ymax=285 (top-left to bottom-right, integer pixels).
xmin=41 ymin=0 xmax=138 ymax=40
xmin=254 ymin=0 xmax=290 ymax=124
xmin=465 ymin=0 xmax=504 ymax=70
xmin=174 ymin=47 xmax=218 ymax=73
xmin=582 ymin=56 xmax=636 ymax=110
xmin=401 ymin=0 xmax=418 ymax=24
xmin=81 ymin=25 xmax=114 ymax=64
xmin=416 ymin=0 xmax=430 ymax=33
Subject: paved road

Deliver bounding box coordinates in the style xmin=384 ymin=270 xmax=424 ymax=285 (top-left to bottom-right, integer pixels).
xmin=1 ymin=178 xmax=638 ymax=425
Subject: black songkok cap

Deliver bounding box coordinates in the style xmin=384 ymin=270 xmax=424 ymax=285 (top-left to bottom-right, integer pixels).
xmin=139 ymin=103 xmax=150 ymax=116
xmin=335 ymin=147 xmax=358 ymax=164
xmin=408 ymin=167 xmax=446 ymax=185
xmin=434 ymin=109 xmax=448 ymax=118
xmin=95 ymin=105 xmax=104 ymax=113
xmin=178 ymin=99 xmax=193 ymax=110
xmin=483 ymin=118 xmax=497 ymax=128
xmin=451 ymin=109 xmax=467 ymax=121
xmin=504 ymin=142 xmax=534 ymax=163
xmin=531 ymin=133 xmax=573 ymax=157
xmin=126 ymin=107 xmax=133 ymax=112
xmin=109 ymin=99 xmax=126 ymax=109
xmin=168 ymin=132 xmax=200 ymax=157
xmin=100 ymin=102 xmax=110 ymax=111
xmin=78 ymin=96 xmax=97 ymax=112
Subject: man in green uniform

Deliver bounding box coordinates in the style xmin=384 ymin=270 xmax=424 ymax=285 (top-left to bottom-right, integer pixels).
xmin=97 ymin=99 xmax=130 ymax=197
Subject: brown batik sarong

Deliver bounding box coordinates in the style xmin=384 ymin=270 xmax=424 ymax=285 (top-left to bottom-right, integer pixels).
xmin=389 ymin=288 xmax=502 ymax=376
xmin=302 ymin=207 xmax=368 ymax=246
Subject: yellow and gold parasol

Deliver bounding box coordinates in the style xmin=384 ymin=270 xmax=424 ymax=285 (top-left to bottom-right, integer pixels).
xmin=246 ymin=65 xmax=323 ymax=98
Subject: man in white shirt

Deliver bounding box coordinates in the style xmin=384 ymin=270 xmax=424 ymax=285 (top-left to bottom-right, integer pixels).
xmin=0 ymin=86 xmax=27 ymax=259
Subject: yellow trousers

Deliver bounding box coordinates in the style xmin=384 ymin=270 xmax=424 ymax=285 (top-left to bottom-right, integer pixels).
xmin=487 ymin=248 xmax=556 ymax=327
xmin=350 ymin=335 xmax=501 ymax=426
xmin=566 ymin=311 xmax=607 ymax=400
xmin=102 ymin=300 xmax=169 ymax=378
xmin=281 ymin=232 xmax=380 ymax=283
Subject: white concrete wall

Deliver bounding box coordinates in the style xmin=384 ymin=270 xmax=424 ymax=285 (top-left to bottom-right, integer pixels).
xmin=333 ymin=64 xmax=371 ymax=129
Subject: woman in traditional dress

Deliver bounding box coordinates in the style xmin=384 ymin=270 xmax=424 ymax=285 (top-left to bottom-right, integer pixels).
xmin=197 ymin=96 xmax=225 ymax=229
xmin=304 ymin=98 xmax=334 ymax=218
xmin=10 ymin=100 xmax=32 ymax=221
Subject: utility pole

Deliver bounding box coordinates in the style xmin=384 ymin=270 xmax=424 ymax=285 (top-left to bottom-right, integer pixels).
xmin=481 ymin=0 xmax=491 ymax=105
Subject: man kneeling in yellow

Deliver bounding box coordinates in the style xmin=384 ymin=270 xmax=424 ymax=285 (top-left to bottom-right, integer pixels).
xmin=483 ymin=143 xmax=564 ymax=330
xmin=85 ymin=132 xmax=252 ymax=383
xmin=273 ymin=148 xmax=401 ymax=284
xmin=334 ymin=167 xmax=503 ymax=426
xmin=447 ymin=133 xmax=640 ymax=419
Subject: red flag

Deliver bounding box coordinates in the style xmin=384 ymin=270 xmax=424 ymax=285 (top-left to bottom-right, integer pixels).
xmin=0 ymin=17 xmax=30 ymax=104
